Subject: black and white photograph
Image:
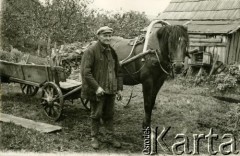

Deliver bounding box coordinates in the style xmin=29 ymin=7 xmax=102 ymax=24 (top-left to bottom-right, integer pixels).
xmin=0 ymin=0 xmax=240 ymax=155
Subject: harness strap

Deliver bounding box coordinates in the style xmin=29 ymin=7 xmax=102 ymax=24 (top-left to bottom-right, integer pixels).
xmin=122 ymin=64 xmax=145 ymax=84
xmin=120 ymin=37 xmax=139 ymax=65
xmin=154 ymin=50 xmax=170 ymax=75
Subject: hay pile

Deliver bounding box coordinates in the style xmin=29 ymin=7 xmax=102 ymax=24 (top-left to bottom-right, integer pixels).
xmin=0 ymin=48 xmax=24 ymax=63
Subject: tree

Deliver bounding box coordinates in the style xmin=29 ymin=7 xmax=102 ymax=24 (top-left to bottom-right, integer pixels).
xmin=1 ymin=0 xmax=150 ymax=53
xmin=2 ymin=0 xmax=92 ymax=53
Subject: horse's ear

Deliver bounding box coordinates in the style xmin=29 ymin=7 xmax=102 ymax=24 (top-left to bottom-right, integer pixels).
xmin=183 ymin=21 xmax=191 ymax=30
xmin=183 ymin=25 xmax=188 ymax=31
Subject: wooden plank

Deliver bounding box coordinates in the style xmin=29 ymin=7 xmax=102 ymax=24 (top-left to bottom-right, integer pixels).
xmin=121 ymin=50 xmax=154 ymax=66
xmin=233 ymin=32 xmax=240 ymax=63
xmin=188 ymin=48 xmax=199 ymax=54
xmin=22 ymin=65 xmax=50 ymax=83
xmin=190 ymin=38 xmax=222 ymax=43
xmin=9 ymin=77 xmax=40 ymax=87
xmin=222 ymin=36 xmax=228 ymax=43
xmin=190 ymin=42 xmax=227 ymax=47
xmin=221 ymin=47 xmax=227 ymax=64
xmin=0 ymin=61 xmax=24 ymax=80
xmin=60 ymin=79 xmax=81 ymax=89
xmin=209 ymin=54 xmax=219 ymax=76
xmin=217 ymin=47 xmax=224 ymax=63
xmin=237 ymin=31 xmax=240 ymax=63
xmin=20 ymin=65 xmax=25 ymax=80
xmin=231 ymin=33 xmax=237 ymax=63
xmin=0 ymin=113 xmax=62 ymax=133
xmin=189 ymin=34 xmax=206 ymax=39
xmin=225 ymin=37 xmax=231 ymax=64
xmin=228 ymin=34 xmax=236 ymax=64
xmin=45 ymin=66 xmax=50 ymax=82
xmin=0 ymin=60 xmax=52 ymax=84
xmin=232 ymin=33 xmax=238 ymax=63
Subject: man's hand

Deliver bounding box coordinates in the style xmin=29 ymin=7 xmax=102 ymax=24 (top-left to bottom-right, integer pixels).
xmin=116 ymin=90 xmax=122 ymax=101
xmin=96 ymin=87 xmax=105 ymax=96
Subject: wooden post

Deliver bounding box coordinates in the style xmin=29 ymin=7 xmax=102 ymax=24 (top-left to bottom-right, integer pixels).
xmin=37 ymin=44 xmax=41 ymax=56
xmin=47 ymin=36 xmax=55 ymax=82
xmin=47 ymin=36 xmax=53 ymax=67
xmin=47 ymin=37 xmax=51 ymax=57
xmin=53 ymin=42 xmax=58 ymax=66
xmin=209 ymin=54 xmax=219 ymax=76
xmin=194 ymin=67 xmax=203 ymax=86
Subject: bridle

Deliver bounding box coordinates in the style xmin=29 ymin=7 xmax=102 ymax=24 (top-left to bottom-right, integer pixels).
xmin=154 ymin=36 xmax=188 ymax=76
xmin=121 ymin=20 xmax=188 ymax=79
xmin=154 ymin=49 xmax=172 ymax=75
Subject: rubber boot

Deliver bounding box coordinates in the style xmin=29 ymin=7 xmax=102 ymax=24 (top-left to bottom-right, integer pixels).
xmin=104 ymin=119 xmax=121 ymax=148
xmin=91 ymin=119 xmax=100 ymax=149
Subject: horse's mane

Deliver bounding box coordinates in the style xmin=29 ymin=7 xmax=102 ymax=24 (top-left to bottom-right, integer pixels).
xmin=156 ymin=25 xmax=189 ymax=49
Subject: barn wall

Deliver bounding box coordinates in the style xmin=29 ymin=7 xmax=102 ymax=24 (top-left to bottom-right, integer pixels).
xmin=227 ymin=30 xmax=240 ymax=64
xmin=188 ymin=34 xmax=228 ymax=64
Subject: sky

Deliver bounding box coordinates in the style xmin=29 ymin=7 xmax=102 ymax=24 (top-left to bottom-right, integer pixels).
xmin=89 ymin=0 xmax=171 ymax=18
xmin=37 ymin=0 xmax=171 ymax=19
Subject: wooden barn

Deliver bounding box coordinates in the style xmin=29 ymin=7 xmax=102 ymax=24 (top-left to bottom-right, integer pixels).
xmin=158 ymin=0 xmax=240 ymax=67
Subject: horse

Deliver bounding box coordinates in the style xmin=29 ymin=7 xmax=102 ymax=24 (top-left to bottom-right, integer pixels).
xmin=110 ymin=21 xmax=189 ymax=128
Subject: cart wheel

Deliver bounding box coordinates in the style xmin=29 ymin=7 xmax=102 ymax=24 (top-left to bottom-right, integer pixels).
xmin=20 ymin=84 xmax=39 ymax=96
xmin=81 ymin=98 xmax=90 ymax=111
xmin=41 ymin=82 xmax=63 ymax=121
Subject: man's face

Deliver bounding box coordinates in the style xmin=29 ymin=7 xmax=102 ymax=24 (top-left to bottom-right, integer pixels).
xmin=98 ymin=33 xmax=112 ymax=45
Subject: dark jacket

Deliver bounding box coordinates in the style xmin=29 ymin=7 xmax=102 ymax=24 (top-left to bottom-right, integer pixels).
xmin=80 ymin=41 xmax=123 ymax=100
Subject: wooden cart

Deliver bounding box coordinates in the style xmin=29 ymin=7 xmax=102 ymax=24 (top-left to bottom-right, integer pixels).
xmin=0 ymin=60 xmax=89 ymax=121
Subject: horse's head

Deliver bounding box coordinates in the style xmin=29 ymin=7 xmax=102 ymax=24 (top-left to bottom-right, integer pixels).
xmin=157 ymin=25 xmax=189 ymax=74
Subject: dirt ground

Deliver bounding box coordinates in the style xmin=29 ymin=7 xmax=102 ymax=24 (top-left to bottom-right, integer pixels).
xmin=1 ymin=80 xmax=240 ymax=155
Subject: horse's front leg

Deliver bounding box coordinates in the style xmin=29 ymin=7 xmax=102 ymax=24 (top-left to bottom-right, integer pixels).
xmin=142 ymin=77 xmax=166 ymax=128
xmin=151 ymin=77 xmax=166 ymax=108
xmin=142 ymin=78 xmax=154 ymax=128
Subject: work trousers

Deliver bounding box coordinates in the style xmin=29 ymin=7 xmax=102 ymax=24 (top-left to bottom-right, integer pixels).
xmin=90 ymin=94 xmax=116 ymax=138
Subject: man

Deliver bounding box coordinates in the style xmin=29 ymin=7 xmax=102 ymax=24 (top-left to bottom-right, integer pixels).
xmin=81 ymin=26 xmax=123 ymax=149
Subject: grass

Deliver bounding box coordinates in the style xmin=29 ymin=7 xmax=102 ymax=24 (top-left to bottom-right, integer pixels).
xmin=1 ymin=80 xmax=240 ymax=154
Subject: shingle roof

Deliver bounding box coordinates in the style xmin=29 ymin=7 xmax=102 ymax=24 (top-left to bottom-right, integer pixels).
xmin=157 ymin=0 xmax=240 ymax=34
xmin=159 ymin=0 xmax=240 ymax=21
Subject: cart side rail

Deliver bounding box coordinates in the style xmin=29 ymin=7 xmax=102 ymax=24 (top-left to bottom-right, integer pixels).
xmin=0 ymin=60 xmax=66 ymax=84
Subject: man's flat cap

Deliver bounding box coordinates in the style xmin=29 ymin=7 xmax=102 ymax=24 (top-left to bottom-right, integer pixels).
xmin=97 ymin=26 xmax=113 ymax=35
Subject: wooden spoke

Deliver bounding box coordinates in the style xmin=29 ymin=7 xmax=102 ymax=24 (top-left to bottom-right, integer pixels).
xmin=20 ymin=84 xmax=39 ymax=96
xmin=23 ymin=84 xmax=27 ymax=90
xmin=41 ymin=99 xmax=48 ymax=105
xmin=53 ymin=102 xmax=61 ymax=108
xmin=41 ymin=82 xmax=63 ymax=121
